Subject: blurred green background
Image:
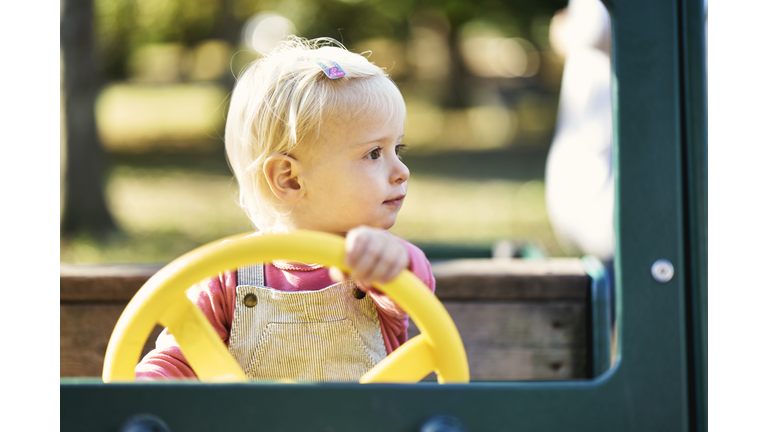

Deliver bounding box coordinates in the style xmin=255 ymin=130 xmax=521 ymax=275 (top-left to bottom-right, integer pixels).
xmin=60 ymin=0 xmax=577 ymax=263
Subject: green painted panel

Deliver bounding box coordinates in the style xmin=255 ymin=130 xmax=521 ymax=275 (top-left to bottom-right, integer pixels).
xmin=59 ymin=377 xmax=649 ymax=431
xmin=680 ymin=0 xmax=707 ymax=431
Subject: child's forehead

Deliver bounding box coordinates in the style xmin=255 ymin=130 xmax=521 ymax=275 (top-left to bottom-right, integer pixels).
xmin=299 ymin=106 xmax=403 ymax=159
xmin=323 ymin=101 xmax=404 ymax=135
xmin=329 ymin=91 xmax=405 ymax=125
xmin=329 ymin=102 xmax=405 ymax=125
xmin=331 ymin=75 xmax=404 ymax=111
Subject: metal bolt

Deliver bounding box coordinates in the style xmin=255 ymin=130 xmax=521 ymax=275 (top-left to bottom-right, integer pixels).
xmin=651 ymin=259 xmax=674 ymax=283
xmin=420 ymin=415 xmax=466 ymax=432
xmin=119 ymin=414 xmax=171 ymax=432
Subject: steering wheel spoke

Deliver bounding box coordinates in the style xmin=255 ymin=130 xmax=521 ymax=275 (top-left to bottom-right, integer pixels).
xmin=359 ymin=334 xmax=436 ymax=383
xmin=161 ymin=299 xmax=247 ymax=382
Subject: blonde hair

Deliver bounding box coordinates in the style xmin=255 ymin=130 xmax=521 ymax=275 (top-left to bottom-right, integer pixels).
xmin=225 ymin=36 xmax=406 ymax=230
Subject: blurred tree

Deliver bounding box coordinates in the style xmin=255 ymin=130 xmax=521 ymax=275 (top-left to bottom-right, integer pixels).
xmin=94 ymin=0 xmax=136 ymax=81
xmin=61 ymin=0 xmax=118 ymax=236
xmin=94 ymin=0 xmax=236 ymax=82
xmin=430 ymin=0 xmax=567 ymax=108
xmin=89 ymin=0 xmax=566 ymax=103
xmin=209 ymin=0 xmax=243 ymax=90
xmin=290 ymin=0 xmax=566 ymax=108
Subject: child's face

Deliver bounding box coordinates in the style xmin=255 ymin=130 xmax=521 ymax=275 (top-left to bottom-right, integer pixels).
xmin=291 ymin=106 xmax=409 ymax=236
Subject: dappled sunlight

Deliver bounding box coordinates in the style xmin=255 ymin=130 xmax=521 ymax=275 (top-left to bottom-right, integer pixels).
xmin=355 ymin=38 xmax=408 ymax=79
xmin=461 ymin=36 xmax=540 ymax=78
xmin=188 ymin=40 xmax=232 ymax=81
xmin=96 ymin=83 xmax=227 ymax=152
xmin=106 ymin=167 xmax=252 ymax=241
xmin=243 ymin=12 xmax=296 ymax=55
xmin=392 ymin=175 xmax=565 ymax=256
xmin=406 ymin=25 xmax=450 ymax=81
xmin=404 ymin=100 xmax=519 ymax=151
xmin=60 ymin=167 xmax=253 ymax=263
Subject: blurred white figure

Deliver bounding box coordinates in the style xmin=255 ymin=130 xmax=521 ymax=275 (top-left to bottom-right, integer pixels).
xmin=545 ymin=0 xmax=614 ymax=261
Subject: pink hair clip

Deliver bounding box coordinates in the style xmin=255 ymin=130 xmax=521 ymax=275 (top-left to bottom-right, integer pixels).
xmin=315 ymin=58 xmax=346 ymax=79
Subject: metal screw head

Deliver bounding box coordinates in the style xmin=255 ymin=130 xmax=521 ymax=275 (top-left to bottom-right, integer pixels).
xmin=651 ymin=259 xmax=674 ymax=283
xmin=119 ymin=414 xmax=171 ymax=432
xmin=420 ymin=415 xmax=466 ymax=432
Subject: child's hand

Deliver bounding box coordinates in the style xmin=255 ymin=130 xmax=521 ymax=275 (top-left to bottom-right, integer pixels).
xmin=329 ymin=226 xmax=410 ymax=289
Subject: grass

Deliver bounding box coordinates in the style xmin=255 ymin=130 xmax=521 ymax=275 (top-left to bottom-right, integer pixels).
xmin=392 ymin=176 xmax=557 ymax=249
xmin=60 ymin=146 xmax=572 ymax=263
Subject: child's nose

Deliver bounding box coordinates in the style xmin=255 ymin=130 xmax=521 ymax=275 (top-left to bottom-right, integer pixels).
xmin=391 ymin=158 xmax=410 ymax=184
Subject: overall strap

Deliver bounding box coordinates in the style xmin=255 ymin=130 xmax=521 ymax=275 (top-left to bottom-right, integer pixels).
xmin=237 ymin=262 xmax=265 ymax=286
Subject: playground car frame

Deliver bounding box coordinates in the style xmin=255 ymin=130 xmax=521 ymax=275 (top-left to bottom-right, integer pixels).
xmin=60 ymin=0 xmax=707 ymax=430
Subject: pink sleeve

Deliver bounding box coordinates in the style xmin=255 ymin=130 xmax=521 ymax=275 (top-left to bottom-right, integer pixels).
xmin=367 ymin=237 xmax=436 ymax=353
xmin=135 ymin=271 xmax=238 ymax=380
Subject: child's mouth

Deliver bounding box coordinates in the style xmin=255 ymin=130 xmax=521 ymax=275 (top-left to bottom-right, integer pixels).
xmin=383 ymin=195 xmax=405 ymax=206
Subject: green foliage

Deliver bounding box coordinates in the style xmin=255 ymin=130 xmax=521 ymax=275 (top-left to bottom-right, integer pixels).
xmin=95 ymin=0 xmax=221 ymax=80
xmin=92 ymin=0 xmax=567 ymax=80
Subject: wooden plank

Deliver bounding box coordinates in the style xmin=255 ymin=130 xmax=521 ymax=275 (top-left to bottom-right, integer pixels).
xmin=60 ymin=264 xmax=162 ymax=302
xmin=60 ymin=301 xmax=588 ymax=379
xmin=60 ymin=259 xmax=590 ymax=302
xmin=60 ymin=303 xmax=163 ymax=377
xmin=60 ymin=259 xmax=591 ymax=380
xmin=431 ymin=258 xmax=590 ymax=300
xmin=408 ymin=301 xmax=588 ymax=380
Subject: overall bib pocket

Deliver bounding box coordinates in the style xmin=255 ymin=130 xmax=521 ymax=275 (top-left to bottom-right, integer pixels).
xmin=248 ymin=319 xmax=376 ymax=381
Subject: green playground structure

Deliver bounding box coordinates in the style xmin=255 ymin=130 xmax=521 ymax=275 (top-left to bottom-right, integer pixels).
xmin=60 ymin=0 xmax=707 ymax=430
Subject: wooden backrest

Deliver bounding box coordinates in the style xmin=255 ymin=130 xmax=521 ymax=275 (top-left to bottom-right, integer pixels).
xmin=60 ymin=259 xmax=593 ymax=380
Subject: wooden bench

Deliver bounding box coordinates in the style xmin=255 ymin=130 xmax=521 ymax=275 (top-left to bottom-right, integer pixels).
xmin=60 ymin=258 xmax=593 ymax=380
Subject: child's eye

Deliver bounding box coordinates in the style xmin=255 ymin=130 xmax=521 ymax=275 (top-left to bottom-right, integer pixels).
xmin=366 ymin=148 xmax=381 ymax=160
xmin=395 ymin=144 xmax=407 ymax=159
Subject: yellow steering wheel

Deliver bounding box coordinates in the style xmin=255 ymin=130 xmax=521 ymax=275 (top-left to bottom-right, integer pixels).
xmin=103 ymin=230 xmax=469 ymax=384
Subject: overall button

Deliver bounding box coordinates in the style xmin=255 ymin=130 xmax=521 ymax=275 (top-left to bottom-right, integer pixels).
xmin=243 ymin=293 xmax=258 ymax=307
xmin=353 ymin=287 xmax=366 ymax=299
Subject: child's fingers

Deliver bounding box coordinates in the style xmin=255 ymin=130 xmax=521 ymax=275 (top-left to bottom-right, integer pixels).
xmin=344 ymin=227 xmax=372 ymax=268
xmin=366 ymin=243 xmax=408 ymax=284
xmin=349 ymin=239 xmax=384 ymax=284
xmin=344 ymin=226 xmax=409 ymax=285
xmin=386 ymin=249 xmax=410 ymax=282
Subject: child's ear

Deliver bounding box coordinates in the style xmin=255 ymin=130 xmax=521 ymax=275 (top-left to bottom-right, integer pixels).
xmin=263 ymin=155 xmax=305 ymax=203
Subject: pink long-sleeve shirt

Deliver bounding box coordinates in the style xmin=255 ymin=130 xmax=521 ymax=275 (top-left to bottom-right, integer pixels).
xmin=135 ymin=236 xmax=435 ymax=380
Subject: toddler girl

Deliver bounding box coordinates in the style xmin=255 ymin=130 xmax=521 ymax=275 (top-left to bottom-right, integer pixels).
xmin=135 ymin=37 xmax=436 ymax=382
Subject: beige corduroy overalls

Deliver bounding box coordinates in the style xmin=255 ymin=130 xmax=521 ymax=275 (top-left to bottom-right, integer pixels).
xmin=227 ymin=263 xmax=387 ymax=382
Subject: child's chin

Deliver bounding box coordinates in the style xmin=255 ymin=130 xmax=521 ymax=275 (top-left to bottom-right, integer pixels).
xmin=357 ymin=222 xmax=395 ymax=232
xmin=379 ymin=220 xmax=397 ymax=231
xmin=347 ymin=216 xmax=397 ymax=232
